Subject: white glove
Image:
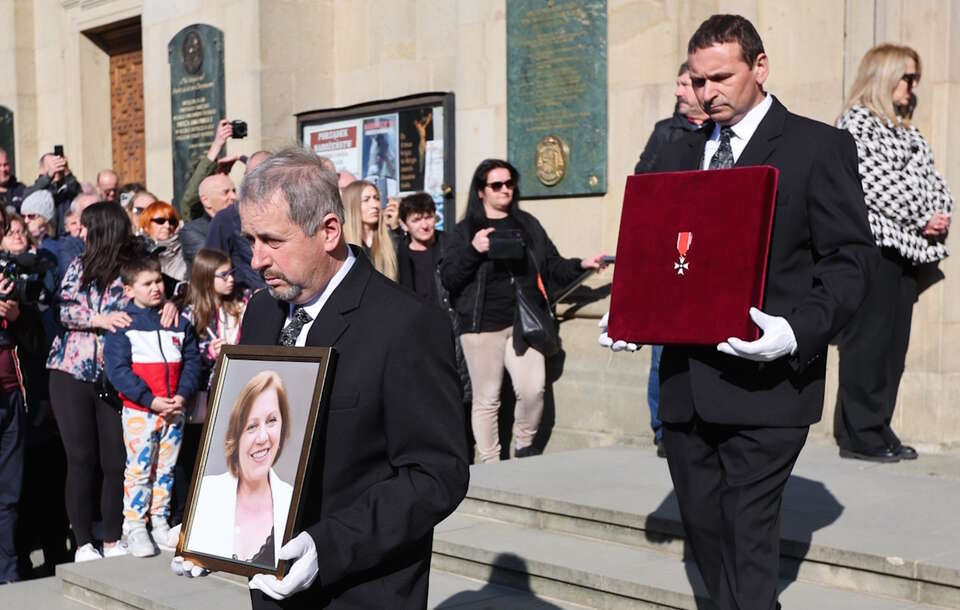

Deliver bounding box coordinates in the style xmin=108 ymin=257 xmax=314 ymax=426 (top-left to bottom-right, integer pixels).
xmin=249 ymin=531 xmax=319 ymax=600
xmin=717 ymin=307 xmax=797 ymax=362
xmin=598 ymin=312 xmax=639 ymax=352
xmin=169 ymin=524 xmax=210 ymax=578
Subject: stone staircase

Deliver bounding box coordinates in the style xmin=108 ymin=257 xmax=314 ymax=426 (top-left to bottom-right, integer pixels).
xmin=432 ymin=444 xmax=960 ymax=609
xmin=3 ymin=442 xmax=958 ymax=609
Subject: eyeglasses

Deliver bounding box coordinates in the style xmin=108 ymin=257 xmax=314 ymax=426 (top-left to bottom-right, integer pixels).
xmin=150 ymin=217 xmax=179 ymax=228
xmin=485 ymin=179 xmax=515 ymax=192
xmin=5 ymin=228 xmax=26 ymax=237
xmin=23 ymin=213 xmax=40 ymax=221
xmin=214 ymin=268 xmax=235 ymax=280
xmin=902 ymin=73 xmax=920 ymax=89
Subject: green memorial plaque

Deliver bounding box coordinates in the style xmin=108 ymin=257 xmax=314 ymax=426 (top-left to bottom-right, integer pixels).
xmin=168 ymin=24 xmax=225 ymax=208
xmin=507 ymin=0 xmax=607 ymax=198
xmin=0 ymin=106 xmax=14 ymax=175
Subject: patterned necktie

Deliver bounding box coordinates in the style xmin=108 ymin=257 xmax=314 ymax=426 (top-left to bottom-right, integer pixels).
xmin=708 ymin=126 xmax=736 ymax=169
xmin=279 ymin=306 xmax=312 ymax=347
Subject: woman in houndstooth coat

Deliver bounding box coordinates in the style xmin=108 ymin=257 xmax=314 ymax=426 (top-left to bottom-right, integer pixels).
xmin=833 ymin=44 xmax=954 ymax=463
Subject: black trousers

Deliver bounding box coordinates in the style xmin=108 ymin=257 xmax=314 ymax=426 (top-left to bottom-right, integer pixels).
xmin=663 ymin=418 xmax=807 ymax=610
xmin=48 ymin=370 xmax=125 ymax=546
xmin=0 ymin=390 xmax=24 ymax=582
xmin=834 ymin=249 xmax=918 ymax=451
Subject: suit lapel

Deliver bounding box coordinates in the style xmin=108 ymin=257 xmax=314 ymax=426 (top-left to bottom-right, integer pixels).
xmin=241 ymin=292 xmax=288 ymax=345
xmin=685 ymin=124 xmax=712 ymax=170
xmin=735 ymin=97 xmax=786 ymax=168
xmin=304 ymin=245 xmax=372 ymax=347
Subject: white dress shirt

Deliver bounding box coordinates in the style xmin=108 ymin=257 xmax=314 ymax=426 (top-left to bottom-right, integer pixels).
xmin=281 ymin=247 xmax=356 ymax=347
xmin=701 ymin=93 xmax=774 ymax=170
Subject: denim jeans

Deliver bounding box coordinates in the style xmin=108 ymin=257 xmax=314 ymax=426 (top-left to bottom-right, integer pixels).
xmin=647 ymin=345 xmax=663 ymax=442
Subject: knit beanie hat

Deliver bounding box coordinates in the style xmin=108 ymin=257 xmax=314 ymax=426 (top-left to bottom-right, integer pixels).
xmin=21 ymin=190 xmax=55 ymax=221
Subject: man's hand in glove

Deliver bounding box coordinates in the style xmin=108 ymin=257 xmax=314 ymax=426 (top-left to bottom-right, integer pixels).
xmin=717 ymin=307 xmax=797 ymax=362
xmin=598 ymin=312 xmax=639 ymax=352
xmin=249 ymin=532 xmax=319 ymax=600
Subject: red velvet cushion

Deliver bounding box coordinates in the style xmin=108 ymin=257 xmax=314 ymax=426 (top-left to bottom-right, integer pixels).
xmin=608 ymin=166 xmax=778 ymax=345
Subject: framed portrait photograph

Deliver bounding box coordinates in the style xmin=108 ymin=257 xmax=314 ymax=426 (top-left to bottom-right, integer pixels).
xmin=176 ymin=345 xmax=334 ymax=577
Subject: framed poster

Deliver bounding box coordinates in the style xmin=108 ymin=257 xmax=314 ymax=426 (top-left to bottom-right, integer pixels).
xmin=296 ymin=92 xmax=455 ymax=230
xmin=177 ymin=346 xmax=334 ymax=578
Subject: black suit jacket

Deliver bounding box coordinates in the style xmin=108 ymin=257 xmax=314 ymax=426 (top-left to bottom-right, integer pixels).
xmin=655 ymin=97 xmax=878 ymax=427
xmin=241 ymin=247 xmax=469 ymax=608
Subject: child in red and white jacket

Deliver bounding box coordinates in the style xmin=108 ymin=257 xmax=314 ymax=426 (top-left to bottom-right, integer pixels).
xmin=104 ymin=256 xmax=202 ymax=557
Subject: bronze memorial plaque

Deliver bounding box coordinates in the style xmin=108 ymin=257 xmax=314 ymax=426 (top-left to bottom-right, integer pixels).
xmin=507 ymin=0 xmax=607 ymax=198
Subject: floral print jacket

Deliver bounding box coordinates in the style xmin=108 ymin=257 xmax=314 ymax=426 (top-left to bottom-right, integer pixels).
xmin=46 ymin=257 xmax=129 ymax=383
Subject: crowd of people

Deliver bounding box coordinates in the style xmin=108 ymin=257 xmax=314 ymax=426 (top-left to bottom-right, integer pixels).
xmin=0 ymin=12 xmax=953 ymax=610
xmin=0 ymin=108 xmax=606 ymax=582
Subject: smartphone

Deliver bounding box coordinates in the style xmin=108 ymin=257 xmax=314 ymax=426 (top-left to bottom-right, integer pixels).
xmin=601 ymin=255 xmax=616 ymax=264
xmin=53 ymin=145 xmax=64 ymax=157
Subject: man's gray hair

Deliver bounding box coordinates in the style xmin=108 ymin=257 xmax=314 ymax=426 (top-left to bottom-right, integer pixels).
xmin=238 ymin=147 xmax=343 ymax=235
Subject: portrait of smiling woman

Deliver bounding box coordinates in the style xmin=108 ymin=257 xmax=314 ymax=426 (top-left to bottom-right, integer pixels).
xmin=186 ymin=370 xmax=294 ymax=568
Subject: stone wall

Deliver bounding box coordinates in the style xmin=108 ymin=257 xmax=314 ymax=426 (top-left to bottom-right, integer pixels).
xmin=2 ymin=0 xmax=958 ymax=448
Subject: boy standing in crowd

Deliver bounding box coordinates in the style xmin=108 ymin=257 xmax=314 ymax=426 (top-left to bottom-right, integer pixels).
xmin=105 ymin=256 xmax=203 ymax=557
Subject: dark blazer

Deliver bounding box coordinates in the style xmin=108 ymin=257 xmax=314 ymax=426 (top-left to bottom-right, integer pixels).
xmin=241 ymin=247 xmax=470 ymax=609
xmin=656 ymin=97 xmax=878 ymax=427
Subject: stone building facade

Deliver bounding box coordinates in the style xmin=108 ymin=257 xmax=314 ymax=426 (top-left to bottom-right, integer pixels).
xmin=0 ymin=0 xmax=958 ymax=448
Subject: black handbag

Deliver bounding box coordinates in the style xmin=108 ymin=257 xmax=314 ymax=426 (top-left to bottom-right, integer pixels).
xmin=511 ymin=253 xmax=560 ymax=357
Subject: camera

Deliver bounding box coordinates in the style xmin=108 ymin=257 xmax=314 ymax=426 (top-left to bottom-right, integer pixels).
xmin=230 ymin=120 xmax=248 ymax=139
xmin=488 ymin=229 xmax=525 ymax=260
xmin=0 ymin=251 xmax=54 ymax=305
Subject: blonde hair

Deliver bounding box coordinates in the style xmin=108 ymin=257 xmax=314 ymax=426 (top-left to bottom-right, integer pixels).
xmin=342 ymin=180 xmax=398 ymax=280
xmin=842 ymin=44 xmax=921 ymax=125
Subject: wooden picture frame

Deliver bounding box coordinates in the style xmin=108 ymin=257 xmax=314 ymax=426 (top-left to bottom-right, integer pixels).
xmin=176 ymin=345 xmax=335 ymax=578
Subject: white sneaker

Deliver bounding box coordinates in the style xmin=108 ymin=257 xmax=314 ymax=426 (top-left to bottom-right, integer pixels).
xmin=124 ymin=526 xmax=157 ymax=558
xmin=74 ymin=543 xmax=102 ymax=562
xmin=103 ymin=541 xmax=130 ymax=558
xmin=151 ymin=519 xmax=173 ymax=551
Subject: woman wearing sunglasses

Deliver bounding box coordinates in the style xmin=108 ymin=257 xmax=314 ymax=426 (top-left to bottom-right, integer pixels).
xmin=137 ymin=201 xmax=187 ymax=298
xmin=442 ymin=159 xmax=607 ymax=463
xmin=834 ymin=45 xmax=954 ymax=463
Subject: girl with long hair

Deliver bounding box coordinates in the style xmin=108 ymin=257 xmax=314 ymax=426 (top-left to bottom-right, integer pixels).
xmin=46 ymin=202 xmax=137 ymax=561
xmin=173 ymin=248 xmax=249 ymax=524
xmin=341 ymin=180 xmax=398 ymax=280
xmin=834 ymin=45 xmax=954 ymax=462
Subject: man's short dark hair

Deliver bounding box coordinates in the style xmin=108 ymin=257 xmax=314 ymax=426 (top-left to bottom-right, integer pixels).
xmin=688 ymin=14 xmax=765 ymax=66
xmin=398 ymin=192 xmax=436 ymax=222
xmin=120 ymin=255 xmax=161 ymax=286
xmin=678 ymin=61 xmax=690 ymax=76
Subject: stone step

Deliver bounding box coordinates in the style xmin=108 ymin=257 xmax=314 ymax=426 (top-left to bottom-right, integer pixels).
xmin=429 ymin=569 xmax=591 ymax=608
xmin=433 ymin=512 xmax=945 ymax=610
xmin=454 ymin=445 xmax=960 ymax=607
xmin=0 ymin=576 xmax=90 ymax=609
xmin=56 ymin=552 xmax=250 ymax=609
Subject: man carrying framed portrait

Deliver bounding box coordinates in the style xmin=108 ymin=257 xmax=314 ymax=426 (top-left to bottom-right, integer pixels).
xmin=171 ymin=147 xmax=470 ymax=609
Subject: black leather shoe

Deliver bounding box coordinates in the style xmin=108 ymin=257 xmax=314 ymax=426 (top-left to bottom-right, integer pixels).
xmin=514 ymin=445 xmax=540 ymax=459
xmin=892 ymin=444 xmax=918 ymax=460
xmin=839 ymin=445 xmax=901 ymax=463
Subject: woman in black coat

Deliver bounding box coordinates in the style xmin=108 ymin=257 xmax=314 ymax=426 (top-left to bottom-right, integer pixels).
xmin=441 ymin=159 xmax=605 ymax=463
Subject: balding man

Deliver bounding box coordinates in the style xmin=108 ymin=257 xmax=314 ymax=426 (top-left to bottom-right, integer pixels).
xmin=181 ymin=174 xmax=237 ymax=266
xmin=203 ymin=152 xmax=271 ymax=291
xmin=173 ymin=148 xmax=468 ymax=608
xmin=96 ymin=169 xmax=119 ymax=203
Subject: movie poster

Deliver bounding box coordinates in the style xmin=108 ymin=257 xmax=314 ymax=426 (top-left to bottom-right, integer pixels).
xmin=303 ymin=119 xmax=362 ymax=176
xmin=397 ymin=108 xmax=435 ymax=192
xmin=362 ymin=114 xmax=399 ymax=198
